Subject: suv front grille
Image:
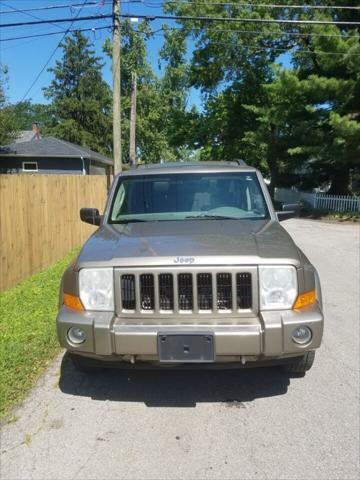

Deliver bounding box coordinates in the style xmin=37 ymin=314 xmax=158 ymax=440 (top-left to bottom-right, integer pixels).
xmin=197 ymin=273 xmax=213 ymax=310
xmin=217 ymin=273 xmax=232 ymax=310
xmin=119 ymin=270 xmax=254 ymax=314
xmin=178 ymin=273 xmax=193 ymax=310
xmin=159 ymin=273 xmax=174 ymax=311
xmin=237 ymin=272 xmax=252 ymax=309
xmin=140 ymin=274 xmax=155 ymax=310
xmin=121 ymin=274 xmax=136 ymax=310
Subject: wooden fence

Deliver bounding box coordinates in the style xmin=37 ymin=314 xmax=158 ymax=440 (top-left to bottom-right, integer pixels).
xmin=0 ymin=175 xmax=108 ymax=292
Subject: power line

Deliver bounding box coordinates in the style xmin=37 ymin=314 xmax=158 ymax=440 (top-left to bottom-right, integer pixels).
xmin=139 ymin=27 xmax=360 ymax=56
xmin=0 ymin=13 xmax=113 ymax=29
xmin=0 ymin=1 xmax=67 ymax=33
xmin=0 ymin=0 xmax=159 ymax=15
xmin=156 ymin=25 xmax=360 ymax=39
xmin=20 ymin=0 xmax=90 ymax=102
xmin=2 ymin=22 xmax=359 ymax=43
xmin=146 ymin=0 xmax=360 ymax=10
xmin=0 ymin=1 xmax=112 ymax=15
xmin=129 ymin=13 xmax=360 ymax=26
xmin=3 ymin=0 xmax=359 ymax=14
xmin=2 ymin=12 xmax=359 ymax=29
xmin=1 ymin=25 xmax=113 ymax=43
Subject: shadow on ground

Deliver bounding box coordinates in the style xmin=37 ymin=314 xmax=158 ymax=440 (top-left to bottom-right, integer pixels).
xmin=59 ymin=353 xmax=293 ymax=407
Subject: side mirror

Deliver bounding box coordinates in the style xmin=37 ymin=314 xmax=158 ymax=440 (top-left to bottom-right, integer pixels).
xmin=276 ymin=203 xmax=300 ymax=222
xmin=80 ymin=208 xmax=102 ymax=226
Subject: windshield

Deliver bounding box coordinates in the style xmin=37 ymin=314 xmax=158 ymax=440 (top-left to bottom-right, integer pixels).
xmin=109 ymin=172 xmax=270 ymax=223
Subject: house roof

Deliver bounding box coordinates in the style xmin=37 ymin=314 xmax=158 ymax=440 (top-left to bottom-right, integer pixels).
xmin=0 ymin=136 xmax=113 ymax=166
xmin=15 ymin=130 xmax=39 ymax=143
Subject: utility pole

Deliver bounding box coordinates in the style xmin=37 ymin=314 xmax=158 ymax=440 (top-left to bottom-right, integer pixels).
xmin=129 ymin=72 xmax=137 ymax=166
xmin=112 ymin=0 xmax=121 ymax=174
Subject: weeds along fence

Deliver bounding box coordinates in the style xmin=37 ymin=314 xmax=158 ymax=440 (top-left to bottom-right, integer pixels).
xmin=0 ymin=175 xmax=108 ymax=292
xmin=275 ymin=188 xmax=360 ymax=213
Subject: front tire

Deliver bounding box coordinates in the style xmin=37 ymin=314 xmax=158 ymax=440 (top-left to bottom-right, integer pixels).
xmin=283 ymin=350 xmax=315 ymax=374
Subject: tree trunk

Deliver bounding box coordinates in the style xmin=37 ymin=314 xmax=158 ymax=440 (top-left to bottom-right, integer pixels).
xmin=328 ymin=168 xmax=350 ymax=195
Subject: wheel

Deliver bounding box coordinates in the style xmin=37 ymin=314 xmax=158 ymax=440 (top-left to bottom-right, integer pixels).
xmin=283 ymin=350 xmax=316 ymax=374
xmin=70 ymin=353 xmax=97 ymax=373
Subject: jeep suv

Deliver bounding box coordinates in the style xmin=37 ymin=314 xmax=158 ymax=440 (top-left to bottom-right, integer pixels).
xmin=57 ymin=162 xmax=323 ymax=374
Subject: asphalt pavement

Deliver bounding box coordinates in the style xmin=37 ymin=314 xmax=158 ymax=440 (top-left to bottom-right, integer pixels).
xmin=1 ymin=219 xmax=359 ymax=480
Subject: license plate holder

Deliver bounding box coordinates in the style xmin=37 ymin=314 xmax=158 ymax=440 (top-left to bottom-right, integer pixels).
xmin=158 ymin=332 xmax=215 ymax=363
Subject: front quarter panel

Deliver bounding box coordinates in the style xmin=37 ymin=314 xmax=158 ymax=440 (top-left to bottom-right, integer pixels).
xmin=297 ymin=247 xmax=323 ymax=311
xmin=59 ymin=261 xmax=79 ymax=308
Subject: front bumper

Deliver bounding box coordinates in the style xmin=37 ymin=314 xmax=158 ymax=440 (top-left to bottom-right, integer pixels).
xmin=56 ymin=305 xmax=323 ymax=363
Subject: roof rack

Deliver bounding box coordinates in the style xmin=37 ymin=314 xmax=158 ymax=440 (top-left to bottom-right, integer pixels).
xmin=233 ymin=159 xmax=247 ymax=166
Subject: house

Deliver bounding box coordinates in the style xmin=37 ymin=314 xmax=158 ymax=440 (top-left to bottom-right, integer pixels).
xmin=0 ymin=127 xmax=113 ymax=179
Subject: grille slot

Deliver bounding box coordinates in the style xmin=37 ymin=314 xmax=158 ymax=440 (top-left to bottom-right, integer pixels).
xmin=121 ymin=274 xmax=136 ymax=310
xmin=178 ymin=273 xmax=193 ymax=310
xmin=159 ymin=273 xmax=174 ymax=310
xmin=217 ymin=273 xmax=232 ymax=310
xmin=197 ymin=273 xmax=213 ymax=310
xmin=140 ymin=274 xmax=155 ymax=310
xmin=237 ymin=273 xmax=252 ymax=309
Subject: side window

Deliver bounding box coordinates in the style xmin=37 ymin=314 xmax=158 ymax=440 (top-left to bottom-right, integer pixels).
xmin=246 ymin=177 xmax=265 ymax=213
xmin=111 ymin=183 xmax=126 ymax=220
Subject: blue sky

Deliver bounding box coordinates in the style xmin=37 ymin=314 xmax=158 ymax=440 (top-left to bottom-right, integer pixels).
xmin=1 ymin=0 xmax=291 ymax=111
xmin=0 ymin=0 xmax=198 ymax=106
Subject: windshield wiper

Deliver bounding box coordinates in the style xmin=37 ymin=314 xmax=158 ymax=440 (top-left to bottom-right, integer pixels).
xmin=113 ymin=218 xmax=148 ymax=224
xmin=185 ymin=214 xmax=239 ymax=220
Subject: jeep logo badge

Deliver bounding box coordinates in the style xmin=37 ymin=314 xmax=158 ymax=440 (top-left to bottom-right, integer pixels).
xmin=174 ymin=256 xmax=195 ymax=264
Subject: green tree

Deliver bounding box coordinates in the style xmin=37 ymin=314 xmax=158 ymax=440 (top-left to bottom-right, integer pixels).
xmin=163 ymin=0 xmax=360 ymax=193
xmin=0 ymin=66 xmax=18 ymax=146
xmin=104 ymin=20 xmax=184 ymax=163
xmin=12 ymin=101 xmax=53 ymax=131
xmin=159 ymin=26 xmax=200 ymax=156
xmin=43 ymin=31 xmax=112 ymax=155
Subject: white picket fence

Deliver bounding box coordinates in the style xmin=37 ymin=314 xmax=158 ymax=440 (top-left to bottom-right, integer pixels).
xmin=274 ymin=188 xmax=360 ymax=213
xmin=315 ymin=194 xmax=360 ymax=212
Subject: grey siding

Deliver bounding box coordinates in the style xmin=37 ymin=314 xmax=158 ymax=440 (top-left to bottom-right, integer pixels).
xmin=0 ymin=157 xmax=84 ymax=175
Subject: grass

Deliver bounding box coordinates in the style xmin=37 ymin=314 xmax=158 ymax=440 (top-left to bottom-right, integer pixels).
xmin=300 ymin=208 xmax=360 ymax=222
xmin=321 ymin=211 xmax=360 ymax=222
xmin=0 ymin=248 xmax=80 ymax=421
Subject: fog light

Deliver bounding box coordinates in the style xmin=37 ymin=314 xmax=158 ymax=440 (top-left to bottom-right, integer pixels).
xmin=292 ymin=326 xmax=312 ymax=345
xmin=67 ymin=327 xmax=86 ymax=345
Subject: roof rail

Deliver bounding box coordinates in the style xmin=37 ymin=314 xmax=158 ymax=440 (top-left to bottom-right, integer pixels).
xmin=233 ymin=159 xmax=247 ymax=166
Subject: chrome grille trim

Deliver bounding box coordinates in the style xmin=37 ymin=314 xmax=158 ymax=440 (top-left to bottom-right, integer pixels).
xmin=115 ymin=267 xmax=258 ymax=319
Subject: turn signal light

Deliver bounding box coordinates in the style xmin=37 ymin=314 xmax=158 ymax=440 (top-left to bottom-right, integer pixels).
xmin=63 ymin=293 xmax=84 ymax=311
xmin=293 ymin=290 xmax=316 ymax=310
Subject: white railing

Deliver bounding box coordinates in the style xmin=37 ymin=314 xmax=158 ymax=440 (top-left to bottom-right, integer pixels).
xmin=315 ymin=194 xmax=360 ymax=212
xmin=274 ymin=188 xmax=360 ymax=212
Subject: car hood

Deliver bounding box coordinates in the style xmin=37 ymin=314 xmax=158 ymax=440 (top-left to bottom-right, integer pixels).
xmin=76 ymin=219 xmax=301 ymax=268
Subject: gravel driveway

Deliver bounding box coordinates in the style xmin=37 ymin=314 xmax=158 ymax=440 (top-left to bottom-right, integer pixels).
xmin=1 ymin=219 xmax=359 ymax=480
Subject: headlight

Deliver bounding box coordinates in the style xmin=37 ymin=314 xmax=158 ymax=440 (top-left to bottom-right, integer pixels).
xmin=259 ymin=265 xmax=297 ymax=310
xmin=79 ymin=268 xmax=114 ymax=311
